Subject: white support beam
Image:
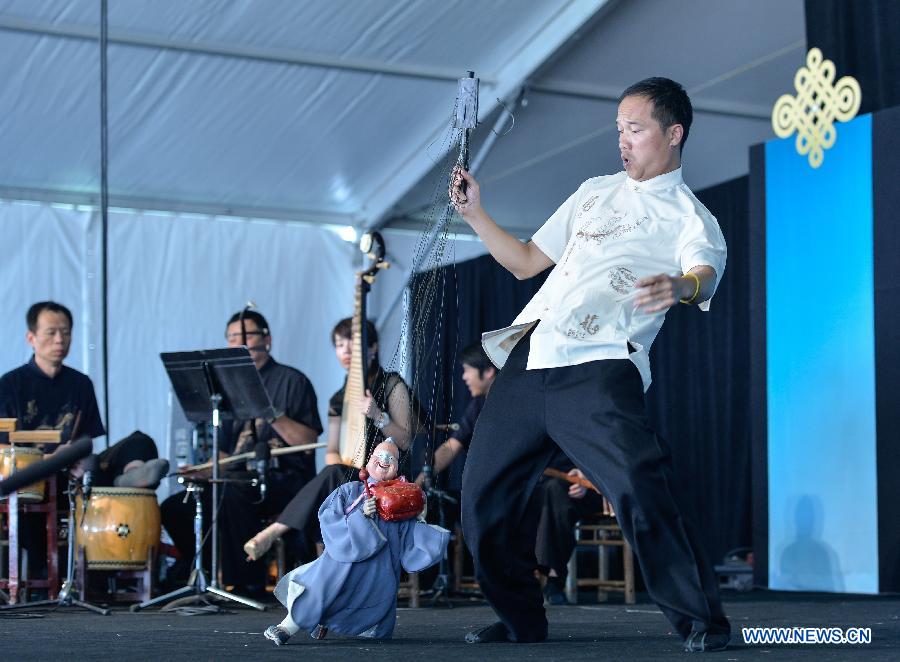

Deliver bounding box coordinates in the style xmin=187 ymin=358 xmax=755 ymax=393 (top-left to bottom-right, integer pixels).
xmin=359 ymin=0 xmax=613 ymax=231
xmin=0 ymin=184 xmax=355 ymax=226
xmin=0 ymin=15 xmax=487 ymax=84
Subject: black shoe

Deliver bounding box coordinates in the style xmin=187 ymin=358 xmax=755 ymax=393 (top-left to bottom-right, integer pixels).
xmin=542 ymin=577 xmax=568 ymax=606
xmin=466 ymin=622 xmax=510 ymax=643
xmin=466 ymin=621 xmax=547 ymax=644
xmin=114 ymin=458 xmax=170 ymax=489
xmin=684 ymin=631 xmax=730 ymax=652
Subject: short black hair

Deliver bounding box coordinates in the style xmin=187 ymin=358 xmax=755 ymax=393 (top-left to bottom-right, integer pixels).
xmin=459 ymin=341 xmax=494 ymax=376
xmin=27 ymin=301 xmax=73 ymax=332
xmin=332 ymin=317 xmax=378 ymax=347
xmin=618 ymin=77 xmax=693 ymax=152
xmin=226 ymin=310 xmax=270 ymax=335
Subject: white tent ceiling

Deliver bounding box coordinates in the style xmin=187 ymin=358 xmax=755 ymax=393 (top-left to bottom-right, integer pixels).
xmin=0 ymin=0 xmax=806 ymax=236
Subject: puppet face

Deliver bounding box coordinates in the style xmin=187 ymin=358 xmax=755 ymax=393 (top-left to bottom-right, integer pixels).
xmin=365 ymin=441 xmax=399 ymax=482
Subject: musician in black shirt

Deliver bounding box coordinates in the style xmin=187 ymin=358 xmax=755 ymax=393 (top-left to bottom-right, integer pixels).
xmin=0 ymin=301 xmax=168 ymax=578
xmin=159 ymin=310 xmax=322 ymax=594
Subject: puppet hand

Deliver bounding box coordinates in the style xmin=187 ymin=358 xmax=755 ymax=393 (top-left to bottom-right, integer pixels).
xmin=363 ymin=496 xmax=377 ymax=518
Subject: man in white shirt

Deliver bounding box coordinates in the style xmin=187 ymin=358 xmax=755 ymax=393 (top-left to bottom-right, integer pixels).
xmin=451 ymin=77 xmax=730 ymax=652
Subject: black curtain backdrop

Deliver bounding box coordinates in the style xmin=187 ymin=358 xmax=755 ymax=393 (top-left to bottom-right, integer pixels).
xmin=805 ymin=0 xmax=900 ymax=115
xmin=411 ymin=175 xmax=752 ymax=566
xmin=645 ymin=177 xmax=751 ymax=566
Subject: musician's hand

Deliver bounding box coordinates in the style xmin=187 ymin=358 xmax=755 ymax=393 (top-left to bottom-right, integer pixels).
xmin=361 ymin=390 xmax=381 ymax=421
xmin=568 ymin=468 xmax=587 ymax=500
xmin=449 ymin=167 xmax=482 ymax=222
xmin=414 ymin=472 xmax=425 ymax=487
xmin=363 ymin=496 xmax=377 ymax=518
xmin=634 ymin=273 xmax=693 ymax=313
xmin=417 ymin=499 xmax=428 ymax=523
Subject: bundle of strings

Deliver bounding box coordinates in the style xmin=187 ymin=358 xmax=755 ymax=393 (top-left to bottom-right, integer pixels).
xmin=332 ymin=72 xmax=482 ymax=493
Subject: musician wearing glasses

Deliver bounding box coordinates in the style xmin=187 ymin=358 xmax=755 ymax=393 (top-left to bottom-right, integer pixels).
xmin=243 ymin=317 xmax=422 ymax=565
xmin=0 ymin=301 xmax=168 ymax=580
xmin=159 ymin=309 xmax=323 ymax=597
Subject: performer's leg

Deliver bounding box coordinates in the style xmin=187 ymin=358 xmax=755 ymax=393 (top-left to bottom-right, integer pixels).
xmin=95 ymin=430 xmax=167 ymax=488
xmin=461 ymin=335 xmax=555 ymax=642
xmin=220 ymin=473 xmax=297 ymax=589
xmin=277 ymin=463 xmax=350 ymax=540
xmin=546 ymin=358 xmax=729 ymax=641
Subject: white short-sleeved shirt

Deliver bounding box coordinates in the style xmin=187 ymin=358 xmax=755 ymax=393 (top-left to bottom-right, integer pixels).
xmin=481 ymin=167 xmax=726 ymax=391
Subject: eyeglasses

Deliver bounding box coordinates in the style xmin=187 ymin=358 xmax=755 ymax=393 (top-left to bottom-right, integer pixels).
xmin=373 ymin=451 xmax=397 ymax=465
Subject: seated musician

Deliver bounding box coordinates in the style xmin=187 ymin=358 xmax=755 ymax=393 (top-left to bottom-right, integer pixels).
xmin=532 ymin=448 xmax=605 ymax=605
xmin=243 ymin=317 xmax=421 ymax=563
xmin=0 ymin=301 xmax=169 ymax=577
xmin=160 ymin=310 xmax=322 ymax=597
xmin=413 ymin=342 xmax=495 ymax=486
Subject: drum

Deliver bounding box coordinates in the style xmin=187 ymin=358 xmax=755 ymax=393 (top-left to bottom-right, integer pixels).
xmin=0 ymin=445 xmax=46 ymax=502
xmin=76 ymin=487 xmax=161 ymax=569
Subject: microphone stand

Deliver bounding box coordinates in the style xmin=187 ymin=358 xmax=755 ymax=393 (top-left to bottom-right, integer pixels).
xmin=1 ymin=477 xmax=109 ymax=615
xmin=131 ymin=392 xmax=265 ymax=612
xmin=419 ymin=459 xmax=457 ymax=607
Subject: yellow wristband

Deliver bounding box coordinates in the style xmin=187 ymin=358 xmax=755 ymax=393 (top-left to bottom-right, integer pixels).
xmin=679 ymin=272 xmax=701 ymax=305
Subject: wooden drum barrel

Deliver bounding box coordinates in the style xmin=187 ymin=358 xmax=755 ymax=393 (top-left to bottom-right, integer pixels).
xmin=76 ymin=487 xmax=161 ymax=569
xmin=0 ymin=445 xmax=46 ymax=502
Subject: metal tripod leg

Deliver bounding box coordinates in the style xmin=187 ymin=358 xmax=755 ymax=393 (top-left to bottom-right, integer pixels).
xmin=1 ymin=480 xmax=109 ymax=615
xmin=131 ymin=480 xmax=265 ymax=612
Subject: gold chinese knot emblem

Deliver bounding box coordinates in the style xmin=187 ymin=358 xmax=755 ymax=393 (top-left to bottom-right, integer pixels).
xmin=771 ymin=48 xmax=861 ymax=168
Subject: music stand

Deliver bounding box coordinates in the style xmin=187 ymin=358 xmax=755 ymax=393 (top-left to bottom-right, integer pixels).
xmin=132 ymin=348 xmax=276 ymax=612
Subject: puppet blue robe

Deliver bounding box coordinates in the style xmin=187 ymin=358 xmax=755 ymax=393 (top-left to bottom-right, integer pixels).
xmin=273 ymin=480 xmax=449 ymax=638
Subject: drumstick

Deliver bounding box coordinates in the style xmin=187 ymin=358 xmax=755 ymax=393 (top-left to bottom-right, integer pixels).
xmin=178 ymin=442 xmax=326 ymax=474
xmin=542 ymin=467 xmax=601 ymax=494
xmin=69 ymin=410 xmax=82 ymax=444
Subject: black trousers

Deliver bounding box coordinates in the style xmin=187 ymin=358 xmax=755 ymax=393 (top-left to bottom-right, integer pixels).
xmin=276 ymin=463 xmax=352 ymax=560
xmin=533 ymin=476 xmax=605 ymax=581
xmin=461 ymin=332 xmax=729 ymax=642
xmin=160 ymin=471 xmax=300 ymax=587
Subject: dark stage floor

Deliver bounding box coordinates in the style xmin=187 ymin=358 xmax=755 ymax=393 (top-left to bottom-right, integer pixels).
xmin=1 ymin=591 xmax=898 ymax=661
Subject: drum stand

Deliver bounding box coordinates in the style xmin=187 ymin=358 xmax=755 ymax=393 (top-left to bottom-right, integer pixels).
xmin=132 ymin=394 xmax=265 ymax=612
xmin=0 ymin=478 xmax=110 ymax=615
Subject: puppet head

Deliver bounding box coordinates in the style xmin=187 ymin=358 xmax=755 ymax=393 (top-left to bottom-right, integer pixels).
xmin=365 ymin=439 xmax=399 ymax=482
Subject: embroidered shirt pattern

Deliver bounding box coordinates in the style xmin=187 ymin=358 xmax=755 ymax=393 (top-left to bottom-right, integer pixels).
xmin=575 ymin=210 xmax=648 ymax=246
xmin=609 ymin=267 xmax=638 ymax=295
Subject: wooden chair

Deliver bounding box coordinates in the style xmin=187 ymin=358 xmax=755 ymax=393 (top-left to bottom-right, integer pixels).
xmin=0 ymin=426 xmax=62 ymax=604
xmin=565 ymin=505 xmax=636 ymax=604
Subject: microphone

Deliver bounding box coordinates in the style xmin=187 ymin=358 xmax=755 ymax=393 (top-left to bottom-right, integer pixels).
xmin=82 ymin=454 xmax=98 ymax=503
xmin=0 ymin=437 xmax=93 ymax=497
xmin=434 ymin=423 xmax=460 ymax=432
xmin=254 ymin=440 xmax=270 ymax=501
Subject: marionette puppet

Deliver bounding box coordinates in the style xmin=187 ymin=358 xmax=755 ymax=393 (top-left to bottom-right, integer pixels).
xmin=264 ymin=439 xmax=449 ymax=645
